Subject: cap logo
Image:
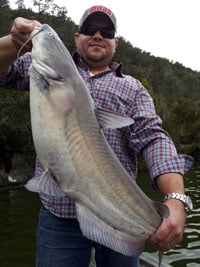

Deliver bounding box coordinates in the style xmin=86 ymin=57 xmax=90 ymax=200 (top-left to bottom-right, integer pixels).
xmin=89 ymin=5 xmax=112 ymax=17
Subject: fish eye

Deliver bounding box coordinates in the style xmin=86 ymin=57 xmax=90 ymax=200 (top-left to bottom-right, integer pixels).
xmin=48 ymin=31 xmax=53 ymax=36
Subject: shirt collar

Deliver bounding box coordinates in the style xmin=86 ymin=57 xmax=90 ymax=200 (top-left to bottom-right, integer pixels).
xmin=72 ymin=51 xmax=124 ymax=77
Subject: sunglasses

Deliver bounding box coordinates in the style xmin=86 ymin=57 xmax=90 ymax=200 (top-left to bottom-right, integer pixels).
xmin=79 ymin=25 xmax=115 ymax=39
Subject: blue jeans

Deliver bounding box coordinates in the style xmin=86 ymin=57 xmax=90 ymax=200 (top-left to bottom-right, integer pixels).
xmin=36 ymin=206 xmax=140 ymax=267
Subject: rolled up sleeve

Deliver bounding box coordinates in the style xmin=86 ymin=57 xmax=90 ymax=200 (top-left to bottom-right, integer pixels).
xmin=130 ymin=84 xmax=194 ymax=182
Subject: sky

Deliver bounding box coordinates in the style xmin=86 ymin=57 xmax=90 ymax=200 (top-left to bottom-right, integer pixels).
xmin=11 ymin=0 xmax=200 ymax=72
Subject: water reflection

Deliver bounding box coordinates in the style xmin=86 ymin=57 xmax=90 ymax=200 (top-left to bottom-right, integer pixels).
xmin=140 ymin=163 xmax=200 ymax=266
xmin=0 ymin=189 xmax=41 ymax=267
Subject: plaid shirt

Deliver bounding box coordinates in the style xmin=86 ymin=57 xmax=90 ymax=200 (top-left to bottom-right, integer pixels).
xmin=0 ymin=52 xmax=193 ymax=218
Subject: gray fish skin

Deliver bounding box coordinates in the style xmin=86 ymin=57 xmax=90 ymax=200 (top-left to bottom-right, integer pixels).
xmin=26 ymin=24 xmax=169 ymax=258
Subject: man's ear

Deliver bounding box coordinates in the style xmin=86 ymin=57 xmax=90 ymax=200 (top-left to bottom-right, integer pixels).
xmin=114 ymin=38 xmax=119 ymax=49
xmin=74 ymin=32 xmax=80 ymax=47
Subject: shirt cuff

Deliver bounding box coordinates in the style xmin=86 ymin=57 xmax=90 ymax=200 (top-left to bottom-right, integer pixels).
xmin=149 ymin=154 xmax=194 ymax=182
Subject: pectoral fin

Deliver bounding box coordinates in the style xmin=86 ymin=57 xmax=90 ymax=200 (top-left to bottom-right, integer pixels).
xmin=25 ymin=169 xmax=65 ymax=197
xmin=95 ymin=107 xmax=134 ymax=129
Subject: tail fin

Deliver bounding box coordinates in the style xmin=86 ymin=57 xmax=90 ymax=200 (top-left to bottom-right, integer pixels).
xmin=153 ymin=201 xmax=170 ymax=219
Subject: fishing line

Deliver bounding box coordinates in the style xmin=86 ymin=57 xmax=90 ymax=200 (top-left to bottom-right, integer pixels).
xmin=17 ymin=26 xmax=42 ymax=58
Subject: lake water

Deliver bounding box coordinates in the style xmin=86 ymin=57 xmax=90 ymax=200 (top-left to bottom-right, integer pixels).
xmin=138 ymin=163 xmax=200 ymax=267
xmin=0 ymin=163 xmax=199 ymax=267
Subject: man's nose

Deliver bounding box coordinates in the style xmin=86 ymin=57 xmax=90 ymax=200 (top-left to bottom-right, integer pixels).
xmin=92 ymin=30 xmax=103 ymax=39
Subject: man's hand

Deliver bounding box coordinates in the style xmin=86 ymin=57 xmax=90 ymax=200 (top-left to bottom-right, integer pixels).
xmin=148 ymin=172 xmax=186 ymax=251
xmin=148 ymin=198 xmax=186 ymax=251
xmin=11 ymin=17 xmax=41 ymax=54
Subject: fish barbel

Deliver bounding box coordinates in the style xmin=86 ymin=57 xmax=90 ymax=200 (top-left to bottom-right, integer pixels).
xmin=25 ymin=24 xmax=169 ymax=259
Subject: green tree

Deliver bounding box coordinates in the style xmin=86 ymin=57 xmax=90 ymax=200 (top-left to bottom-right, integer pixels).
xmin=162 ymin=98 xmax=200 ymax=157
xmin=15 ymin=0 xmax=25 ymax=9
xmin=33 ymin=0 xmax=53 ymax=13
xmin=0 ymin=0 xmax=9 ymax=8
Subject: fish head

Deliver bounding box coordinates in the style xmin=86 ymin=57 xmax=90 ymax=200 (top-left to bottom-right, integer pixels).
xmin=29 ymin=24 xmax=80 ymax=117
xmin=30 ymin=24 xmax=77 ymax=82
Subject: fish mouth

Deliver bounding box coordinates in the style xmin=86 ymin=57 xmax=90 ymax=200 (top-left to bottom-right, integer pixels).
xmin=30 ymin=26 xmax=42 ymax=38
xmin=17 ymin=25 xmax=44 ymax=57
xmin=30 ymin=24 xmax=47 ymax=38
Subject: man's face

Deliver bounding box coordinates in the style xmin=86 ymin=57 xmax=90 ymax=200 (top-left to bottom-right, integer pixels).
xmin=75 ymin=15 xmax=118 ymax=69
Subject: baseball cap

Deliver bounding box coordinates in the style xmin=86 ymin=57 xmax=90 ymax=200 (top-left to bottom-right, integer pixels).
xmin=79 ymin=5 xmax=117 ymax=32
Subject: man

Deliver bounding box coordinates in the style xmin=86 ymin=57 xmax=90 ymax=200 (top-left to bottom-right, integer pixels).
xmin=0 ymin=5 xmax=193 ymax=267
